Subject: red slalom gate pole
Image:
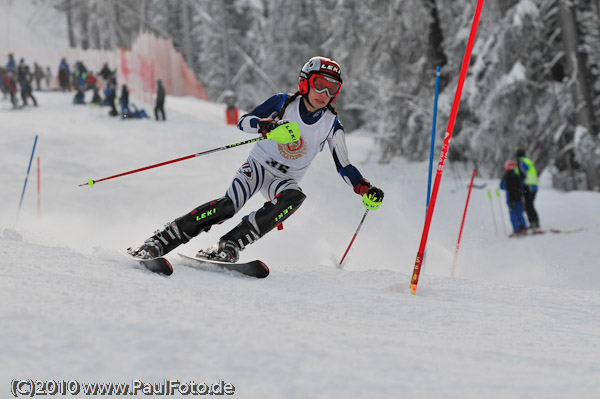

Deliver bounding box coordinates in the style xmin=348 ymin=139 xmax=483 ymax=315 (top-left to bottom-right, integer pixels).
xmin=410 ymin=0 xmax=485 ymax=295
xmin=451 ymin=169 xmax=476 ymax=276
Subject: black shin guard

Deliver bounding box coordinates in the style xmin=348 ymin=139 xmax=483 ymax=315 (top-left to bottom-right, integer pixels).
xmin=221 ymin=189 xmax=306 ymax=249
xmin=175 ymin=196 xmax=236 ymax=240
xmin=148 ymin=197 xmax=236 ymax=255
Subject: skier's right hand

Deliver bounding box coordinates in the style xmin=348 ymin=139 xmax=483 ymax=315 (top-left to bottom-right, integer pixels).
xmin=259 ymin=118 xmax=300 ymax=144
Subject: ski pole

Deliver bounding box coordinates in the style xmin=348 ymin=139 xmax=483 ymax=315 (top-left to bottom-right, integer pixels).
xmin=339 ymin=209 xmax=369 ymax=267
xmin=487 ymin=189 xmax=498 ymax=236
xmin=79 ymin=136 xmax=267 ymax=187
xmin=451 ymin=169 xmax=476 ymax=277
xmin=18 ymin=135 xmax=39 ymax=214
xmin=495 ymin=188 xmax=507 ymax=235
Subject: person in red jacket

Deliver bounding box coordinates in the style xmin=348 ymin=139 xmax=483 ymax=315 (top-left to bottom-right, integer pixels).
xmin=5 ymin=70 xmax=18 ymax=108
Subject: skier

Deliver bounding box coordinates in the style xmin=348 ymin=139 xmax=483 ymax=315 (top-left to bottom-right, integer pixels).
xmin=154 ymin=79 xmax=166 ymax=121
xmin=129 ymin=56 xmax=384 ymax=263
xmin=500 ymin=160 xmax=527 ymax=237
xmin=515 ymin=149 xmax=540 ymax=229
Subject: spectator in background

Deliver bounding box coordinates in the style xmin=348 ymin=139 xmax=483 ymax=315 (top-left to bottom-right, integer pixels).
xmin=21 ymin=65 xmax=38 ymax=107
xmin=99 ymin=62 xmax=114 ymax=86
xmin=33 ymin=62 xmax=44 ymax=91
xmin=6 ymin=53 xmax=16 ymax=72
xmin=17 ymin=58 xmax=26 ymax=86
xmin=45 ymin=66 xmax=52 ymax=89
xmin=91 ymin=87 xmax=102 ymax=105
xmin=515 ymin=149 xmax=540 ymax=230
xmin=5 ymin=71 xmax=18 ymax=108
xmin=105 ymin=77 xmax=118 ymax=117
xmin=0 ymin=67 xmax=6 ymax=99
xmin=120 ymin=84 xmax=130 ymax=119
xmin=500 ymin=160 xmax=527 ymax=237
xmin=73 ymin=87 xmax=85 ymax=104
xmin=154 ymin=79 xmax=166 ymax=121
xmin=85 ymin=72 xmax=98 ymax=91
xmin=58 ymin=58 xmax=71 ymax=92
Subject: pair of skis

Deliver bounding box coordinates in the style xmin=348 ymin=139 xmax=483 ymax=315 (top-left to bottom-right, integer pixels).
xmin=509 ymin=227 xmax=584 ymax=238
xmin=127 ymin=252 xmax=269 ymax=279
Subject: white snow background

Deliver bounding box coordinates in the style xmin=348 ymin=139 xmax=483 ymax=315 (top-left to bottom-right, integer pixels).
xmin=1 ymin=2 xmax=600 ymax=398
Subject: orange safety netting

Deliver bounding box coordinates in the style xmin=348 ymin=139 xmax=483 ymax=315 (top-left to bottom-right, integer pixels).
xmin=62 ymin=32 xmax=208 ymax=105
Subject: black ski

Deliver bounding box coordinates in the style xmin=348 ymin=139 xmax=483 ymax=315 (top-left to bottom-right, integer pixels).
xmin=178 ymin=253 xmax=269 ymax=278
xmin=138 ymin=257 xmax=173 ymax=275
xmin=122 ymin=250 xmax=174 ymax=276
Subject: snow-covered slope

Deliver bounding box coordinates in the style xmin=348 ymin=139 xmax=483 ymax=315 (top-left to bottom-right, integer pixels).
xmin=1 ymin=91 xmax=599 ymax=399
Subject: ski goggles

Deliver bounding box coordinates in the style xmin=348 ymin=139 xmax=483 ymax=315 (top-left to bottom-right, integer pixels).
xmin=309 ymin=74 xmax=342 ymax=98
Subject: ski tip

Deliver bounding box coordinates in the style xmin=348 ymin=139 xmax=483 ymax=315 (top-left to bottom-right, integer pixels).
xmin=256 ymin=261 xmax=270 ymax=278
xmin=163 ymin=258 xmax=174 ymax=276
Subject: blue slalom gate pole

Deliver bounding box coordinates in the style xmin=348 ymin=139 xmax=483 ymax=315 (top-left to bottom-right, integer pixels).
xmin=18 ymin=135 xmax=38 ymax=214
xmin=422 ymin=67 xmax=441 ymax=271
xmin=426 ymin=66 xmax=441 ymax=214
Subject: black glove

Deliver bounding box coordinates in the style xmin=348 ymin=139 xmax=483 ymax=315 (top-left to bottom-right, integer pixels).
xmin=259 ymin=118 xmax=290 ymax=136
xmin=362 ymin=186 xmax=384 ymax=210
xmin=367 ymin=186 xmax=384 ymax=202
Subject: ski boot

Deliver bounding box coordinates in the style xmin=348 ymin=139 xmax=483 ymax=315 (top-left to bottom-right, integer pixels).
xmin=197 ymin=189 xmax=306 ymax=262
xmin=128 ymin=221 xmax=186 ymax=259
xmin=197 ymin=239 xmax=241 ymax=263
xmin=197 ymin=218 xmax=259 ymax=263
xmin=129 ymin=197 xmax=235 ymax=259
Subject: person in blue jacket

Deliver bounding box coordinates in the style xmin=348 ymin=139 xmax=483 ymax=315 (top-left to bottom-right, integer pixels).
xmin=58 ymin=58 xmax=71 ymax=92
xmin=500 ymin=160 xmax=527 ymax=236
xmin=6 ymin=53 xmax=16 ymax=72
